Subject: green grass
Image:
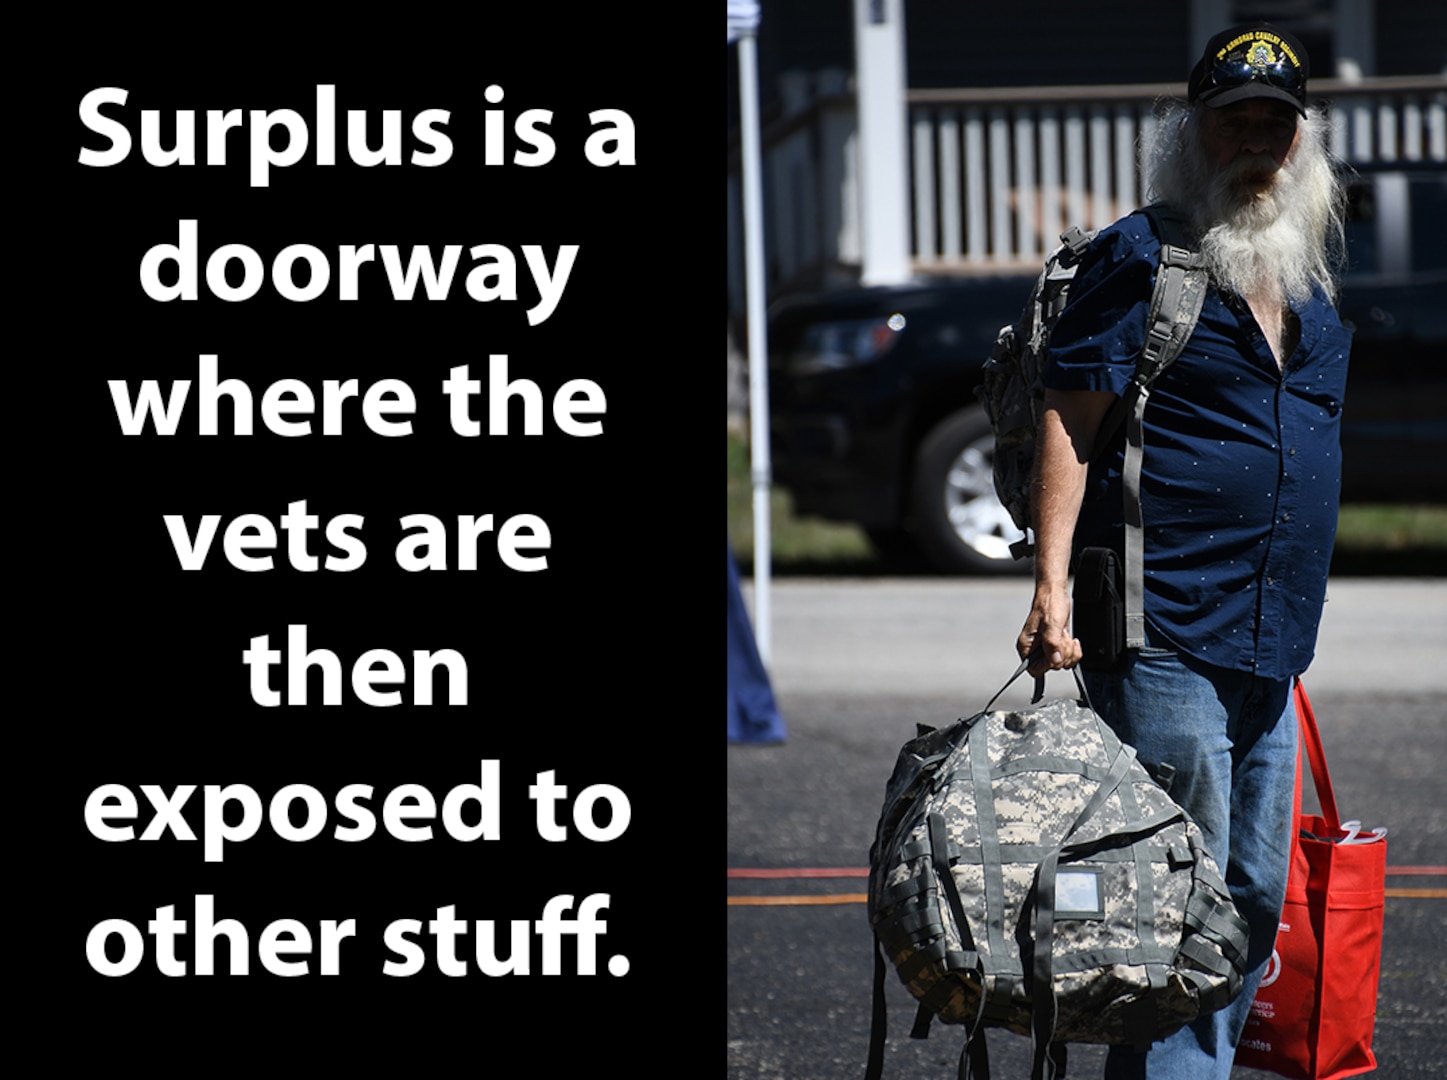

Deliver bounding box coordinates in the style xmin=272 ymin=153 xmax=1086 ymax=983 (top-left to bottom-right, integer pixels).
xmin=727 ymin=434 xmax=873 ymax=565
xmin=1332 ymin=504 xmax=1447 ymax=549
xmin=728 ymin=432 xmax=1447 ymax=575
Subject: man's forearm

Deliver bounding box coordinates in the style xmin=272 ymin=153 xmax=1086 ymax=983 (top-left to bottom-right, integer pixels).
xmin=1016 ymin=388 xmax=1115 ymax=672
xmin=1032 ymin=389 xmax=1115 ymax=592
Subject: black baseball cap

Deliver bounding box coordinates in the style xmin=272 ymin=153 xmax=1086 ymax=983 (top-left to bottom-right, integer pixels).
xmin=1188 ymin=23 xmax=1309 ymax=117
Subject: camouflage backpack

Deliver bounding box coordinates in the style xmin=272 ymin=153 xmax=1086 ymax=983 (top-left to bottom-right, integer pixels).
xmin=976 ymin=204 xmax=1207 ymax=564
xmin=863 ymin=667 xmax=1247 ymax=1080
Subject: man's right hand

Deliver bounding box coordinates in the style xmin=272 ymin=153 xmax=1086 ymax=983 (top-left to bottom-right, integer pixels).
xmin=1017 ymin=585 xmax=1082 ymax=677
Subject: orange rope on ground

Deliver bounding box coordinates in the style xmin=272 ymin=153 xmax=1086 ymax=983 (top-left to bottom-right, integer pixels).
xmin=1385 ymin=888 xmax=1447 ymax=899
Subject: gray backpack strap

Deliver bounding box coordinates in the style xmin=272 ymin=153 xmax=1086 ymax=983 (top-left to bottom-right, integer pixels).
xmin=1091 ymin=205 xmax=1207 ymax=649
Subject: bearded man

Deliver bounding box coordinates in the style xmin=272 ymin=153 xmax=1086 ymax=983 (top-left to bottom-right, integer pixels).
xmin=1014 ymin=23 xmax=1350 ymax=1080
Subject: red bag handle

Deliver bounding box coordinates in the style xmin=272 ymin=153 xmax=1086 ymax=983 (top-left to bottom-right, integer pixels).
xmin=1294 ymin=676 xmax=1340 ymax=831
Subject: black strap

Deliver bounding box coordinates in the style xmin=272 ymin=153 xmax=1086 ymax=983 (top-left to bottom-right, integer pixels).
xmin=983 ymin=659 xmax=1088 ymax=716
xmin=911 ymin=1001 xmax=934 ymax=1040
xmin=960 ymin=1030 xmax=991 ymax=1079
xmin=865 ymin=937 xmax=888 ymax=1080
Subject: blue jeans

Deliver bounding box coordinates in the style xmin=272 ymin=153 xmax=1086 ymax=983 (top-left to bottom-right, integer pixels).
xmin=1081 ymin=630 xmax=1298 ymax=1080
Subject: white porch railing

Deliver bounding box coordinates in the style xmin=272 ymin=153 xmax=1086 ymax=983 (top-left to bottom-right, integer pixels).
xmin=908 ymin=76 xmax=1447 ymax=272
xmin=726 ymin=74 xmax=1447 ymax=313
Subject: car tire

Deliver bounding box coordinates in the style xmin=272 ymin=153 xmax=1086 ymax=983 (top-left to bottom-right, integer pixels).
xmin=908 ymin=408 xmax=1032 ymax=576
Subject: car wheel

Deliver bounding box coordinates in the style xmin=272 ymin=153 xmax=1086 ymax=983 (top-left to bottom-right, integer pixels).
xmin=909 ymin=408 xmax=1032 ymax=575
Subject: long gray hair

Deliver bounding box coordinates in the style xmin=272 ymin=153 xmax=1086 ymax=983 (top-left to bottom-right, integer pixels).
xmin=1144 ymin=101 xmax=1348 ymax=302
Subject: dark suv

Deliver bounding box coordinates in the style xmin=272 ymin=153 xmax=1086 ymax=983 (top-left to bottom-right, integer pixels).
xmin=767 ymin=165 xmax=1447 ymax=574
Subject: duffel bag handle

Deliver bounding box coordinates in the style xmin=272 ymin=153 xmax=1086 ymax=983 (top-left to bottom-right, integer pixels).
xmin=985 ymin=657 xmax=1089 ymax=714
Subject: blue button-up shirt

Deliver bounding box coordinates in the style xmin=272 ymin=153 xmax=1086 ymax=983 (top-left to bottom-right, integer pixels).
xmin=1045 ymin=211 xmax=1352 ymax=679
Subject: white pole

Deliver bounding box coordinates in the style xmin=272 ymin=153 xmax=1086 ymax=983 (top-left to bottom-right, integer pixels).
xmin=853 ymin=0 xmax=912 ymax=286
xmin=737 ymin=28 xmax=772 ymax=664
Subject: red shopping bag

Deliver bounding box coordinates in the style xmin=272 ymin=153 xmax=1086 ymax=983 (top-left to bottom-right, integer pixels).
xmin=1235 ymin=678 xmax=1386 ymax=1079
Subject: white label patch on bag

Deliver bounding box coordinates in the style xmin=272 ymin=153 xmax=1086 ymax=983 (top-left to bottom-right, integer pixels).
xmin=1055 ymin=868 xmax=1105 ymax=919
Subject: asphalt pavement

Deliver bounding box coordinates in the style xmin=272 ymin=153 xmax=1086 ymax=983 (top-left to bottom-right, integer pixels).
xmin=728 ymin=576 xmax=1447 ymax=1079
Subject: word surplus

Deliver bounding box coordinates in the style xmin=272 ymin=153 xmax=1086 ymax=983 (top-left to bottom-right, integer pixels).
xmin=78 ymin=85 xmax=637 ymax=186
xmin=86 ymin=894 xmax=627 ymax=978
xmin=85 ymin=762 xmax=632 ymax=861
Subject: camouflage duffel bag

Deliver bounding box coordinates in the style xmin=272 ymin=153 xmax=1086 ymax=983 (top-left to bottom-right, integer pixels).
xmin=863 ymin=665 xmax=1248 ymax=1080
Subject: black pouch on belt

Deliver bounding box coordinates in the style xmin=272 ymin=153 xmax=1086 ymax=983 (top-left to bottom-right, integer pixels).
xmin=1073 ymin=546 xmax=1125 ymax=670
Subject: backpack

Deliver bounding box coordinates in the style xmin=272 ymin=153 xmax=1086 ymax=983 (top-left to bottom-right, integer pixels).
xmin=863 ymin=666 xmax=1248 ymax=1080
xmin=976 ymin=206 xmax=1208 ymax=650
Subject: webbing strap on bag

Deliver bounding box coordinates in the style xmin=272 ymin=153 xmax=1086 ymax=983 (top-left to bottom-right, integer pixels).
xmin=1029 ymin=739 xmax=1138 ymax=1080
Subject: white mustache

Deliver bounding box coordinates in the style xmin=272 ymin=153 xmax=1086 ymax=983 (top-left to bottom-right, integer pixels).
xmin=1220 ymin=151 xmax=1282 ymax=186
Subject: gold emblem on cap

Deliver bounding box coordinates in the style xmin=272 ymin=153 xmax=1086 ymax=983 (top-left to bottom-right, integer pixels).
xmin=1246 ymin=41 xmax=1278 ymax=70
xmin=1216 ymin=29 xmax=1301 ymax=69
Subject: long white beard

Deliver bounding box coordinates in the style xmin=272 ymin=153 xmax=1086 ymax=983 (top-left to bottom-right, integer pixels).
xmin=1146 ymin=106 xmax=1345 ymax=304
